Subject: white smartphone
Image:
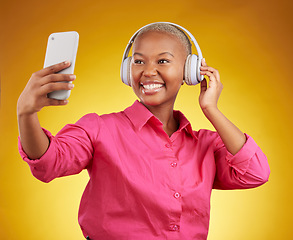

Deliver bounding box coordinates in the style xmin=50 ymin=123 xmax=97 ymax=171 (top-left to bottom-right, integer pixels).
xmin=44 ymin=31 xmax=79 ymax=100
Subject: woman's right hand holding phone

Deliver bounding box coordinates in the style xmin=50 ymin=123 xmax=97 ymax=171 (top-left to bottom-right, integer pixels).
xmin=17 ymin=61 xmax=75 ymax=116
xmin=17 ymin=61 xmax=75 ymax=160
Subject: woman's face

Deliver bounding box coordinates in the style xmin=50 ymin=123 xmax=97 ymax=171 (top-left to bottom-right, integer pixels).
xmin=130 ymin=31 xmax=187 ymax=109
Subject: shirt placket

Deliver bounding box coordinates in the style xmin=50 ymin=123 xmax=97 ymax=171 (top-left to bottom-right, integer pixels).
xmin=164 ymin=138 xmax=182 ymax=238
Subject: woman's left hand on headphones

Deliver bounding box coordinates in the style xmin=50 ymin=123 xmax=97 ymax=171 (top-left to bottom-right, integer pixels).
xmin=199 ymin=58 xmax=223 ymax=112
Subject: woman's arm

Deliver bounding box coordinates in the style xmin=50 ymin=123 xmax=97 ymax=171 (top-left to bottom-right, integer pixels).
xmin=199 ymin=59 xmax=246 ymax=155
xmin=17 ymin=61 xmax=75 ymax=159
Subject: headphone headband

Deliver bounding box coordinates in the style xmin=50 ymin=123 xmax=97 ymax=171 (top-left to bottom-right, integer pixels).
xmin=121 ymin=22 xmax=204 ymax=85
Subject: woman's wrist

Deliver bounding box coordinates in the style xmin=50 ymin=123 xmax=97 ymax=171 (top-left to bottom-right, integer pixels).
xmin=201 ymin=105 xmax=220 ymax=120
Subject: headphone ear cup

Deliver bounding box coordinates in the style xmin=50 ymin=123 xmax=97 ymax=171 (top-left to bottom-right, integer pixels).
xmin=184 ymin=54 xmax=199 ymax=85
xmin=184 ymin=55 xmax=192 ymax=85
xmin=185 ymin=54 xmax=204 ymax=85
xmin=189 ymin=54 xmax=200 ymax=85
xmin=121 ymin=57 xmax=132 ymax=86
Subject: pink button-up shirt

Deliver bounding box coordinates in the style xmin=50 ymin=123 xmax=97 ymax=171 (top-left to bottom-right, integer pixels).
xmin=19 ymin=101 xmax=270 ymax=240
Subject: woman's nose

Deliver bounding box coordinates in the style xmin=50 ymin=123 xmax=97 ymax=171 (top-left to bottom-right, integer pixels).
xmin=143 ymin=63 xmax=157 ymax=77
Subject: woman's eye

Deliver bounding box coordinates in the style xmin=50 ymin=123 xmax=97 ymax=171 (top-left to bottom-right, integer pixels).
xmin=158 ymin=59 xmax=169 ymax=64
xmin=134 ymin=60 xmax=144 ymax=64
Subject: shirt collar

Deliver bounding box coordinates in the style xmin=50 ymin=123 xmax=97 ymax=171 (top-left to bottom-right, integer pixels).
xmin=124 ymin=101 xmax=198 ymax=140
xmin=173 ymin=110 xmax=198 ymax=140
xmin=124 ymin=100 xmax=155 ymax=131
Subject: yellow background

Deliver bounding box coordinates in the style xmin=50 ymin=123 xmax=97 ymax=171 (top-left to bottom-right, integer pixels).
xmin=0 ymin=0 xmax=292 ymax=239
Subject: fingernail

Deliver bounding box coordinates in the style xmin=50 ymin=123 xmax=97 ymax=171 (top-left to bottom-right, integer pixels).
xmin=64 ymin=61 xmax=70 ymax=65
xmin=69 ymin=83 xmax=74 ymax=89
xmin=203 ymin=58 xmax=206 ymax=62
xmin=70 ymin=75 xmax=76 ymax=80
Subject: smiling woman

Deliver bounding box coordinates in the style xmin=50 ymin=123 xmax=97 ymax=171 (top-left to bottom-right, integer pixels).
xmin=0 ymin=0 xmax=292 ymax=238
xmin=16 ymin=21 xmax=270 ymax=240
xmin=130 ymin=30 xmax=187 ymax=113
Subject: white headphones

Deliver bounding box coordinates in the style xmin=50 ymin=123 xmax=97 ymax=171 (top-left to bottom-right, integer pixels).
xmin=120 ymin=22 xmax=204 ymax=86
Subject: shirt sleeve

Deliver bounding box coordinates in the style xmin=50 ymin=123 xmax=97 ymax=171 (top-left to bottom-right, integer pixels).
xmin=213 ymin=133 xmax=270 ymax=190
xmin=18 ymin=113 xmax=100 ymax=183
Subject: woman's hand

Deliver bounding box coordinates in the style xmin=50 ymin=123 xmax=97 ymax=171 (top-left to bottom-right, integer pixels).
xmin=198 ymin=59 xmax=246 ymax=154
xmin=17 ymin=61 xmax=75 ymax=116
xmin=17 ymin=61 xmax=76 ymax=159
xmin=199 ymin=58 xmax=223 ymax=112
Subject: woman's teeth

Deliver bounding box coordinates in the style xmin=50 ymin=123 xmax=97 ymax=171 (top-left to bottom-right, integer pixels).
xmin=142 ymin=84 xmax=164 ymax=90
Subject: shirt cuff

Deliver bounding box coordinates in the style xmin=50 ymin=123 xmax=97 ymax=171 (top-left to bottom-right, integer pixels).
xmin=18 ymin=128 xmax=55 ymax=165
xmin=225 ymin=134 xmax=259 ymax=175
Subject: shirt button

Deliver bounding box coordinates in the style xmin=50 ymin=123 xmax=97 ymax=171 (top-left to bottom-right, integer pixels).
xmin=170 ymin=162 xmax=177 ymax=167
xmin=165 ymin=143 xmax=172 ymax=148
xmin=174 ymin=192 xmax=181 ymax=199
xmin=170 ymin=224 xmax=180 ymax=231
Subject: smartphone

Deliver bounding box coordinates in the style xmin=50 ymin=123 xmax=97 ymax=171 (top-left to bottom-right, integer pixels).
xmin=44 ymin=31 xmax=79 ymax=100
